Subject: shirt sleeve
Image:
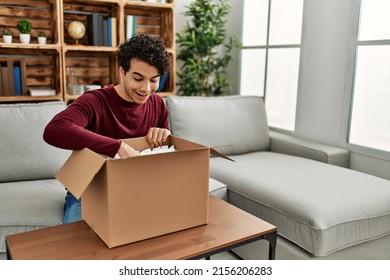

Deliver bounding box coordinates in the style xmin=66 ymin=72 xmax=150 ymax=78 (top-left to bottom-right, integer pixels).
xmin=43 ymin=95 xmax=121 ymax=158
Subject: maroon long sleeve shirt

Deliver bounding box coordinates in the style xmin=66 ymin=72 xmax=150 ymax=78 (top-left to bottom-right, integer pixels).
xmin=43 ymin=86 xmax=169 ymax=158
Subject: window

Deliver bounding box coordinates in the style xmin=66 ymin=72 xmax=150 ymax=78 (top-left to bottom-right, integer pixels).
xmin=240 ymin=0 xmax=304 ymax=131
xmin=348 ymin=0 xmax=390 ymax=153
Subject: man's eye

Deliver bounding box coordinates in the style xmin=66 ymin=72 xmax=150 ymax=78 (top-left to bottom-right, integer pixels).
xmin=151 ymin=79 xmax=158 ymax=83
xmin=133 ymin=77 xmax=142 ymax=81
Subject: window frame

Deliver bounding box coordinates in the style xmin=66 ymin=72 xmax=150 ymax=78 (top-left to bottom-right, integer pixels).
xmin=346 ymin=0 xmax=390 ymax=161
xmin=239 ymin=0 xmax=305 ymax=132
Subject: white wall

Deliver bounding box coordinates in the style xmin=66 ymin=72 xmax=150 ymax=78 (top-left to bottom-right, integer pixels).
xmin=297 ymin=0 xmax=356 ymax=147
xmin=175 ymin=0 xmax=390 ymax=180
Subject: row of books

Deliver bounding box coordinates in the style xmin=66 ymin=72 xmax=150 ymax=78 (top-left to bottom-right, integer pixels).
xmin=89 ymin=11 xmax=170 ymax=46
xmin=0 ymin=60 xmax=56 ymax=97
xmin=88 ymin=13 xmax=139 ymax=46
xmin=88 ymin=14 xmax=117 ymax=47
xmin=0 ymin=60 xmax=27 ymax=96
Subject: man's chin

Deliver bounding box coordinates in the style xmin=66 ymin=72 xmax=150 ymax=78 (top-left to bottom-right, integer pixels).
xmin=134 ymin=93 xmax=150 ymax=103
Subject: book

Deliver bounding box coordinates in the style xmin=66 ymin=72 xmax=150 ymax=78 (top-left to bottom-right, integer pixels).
xmin=27 ymin=87 xmax=56 ymax=96
xmin=103 ymin=18 xmax=108 ymax=46
xmin=97 ymin=14 xmax=104 ymax=46
xmin=107 ymin=17 xmax=112 ymax=47
xmin=13 ymin=63 xmax=22 ymax=96
xmin=20 ymin=60 xmax=27 ymax=95
xmin=126 ymin=15 xmax=137 ymax=41
xmin=1 ymin=63 xmax=9 ymax=96
xmin=157 ymin=71 xmax=169 ymax=92
xmin=111 ymin=17 xmax=117 ymax=47
xmin=6 ymin=60 xmax=14 ymax=96
xmin=87 ymin=13 xmax=101 ymax=46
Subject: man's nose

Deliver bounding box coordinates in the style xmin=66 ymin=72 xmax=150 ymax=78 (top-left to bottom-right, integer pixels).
xmin=140 ymin=80 xmax=152 ymax=92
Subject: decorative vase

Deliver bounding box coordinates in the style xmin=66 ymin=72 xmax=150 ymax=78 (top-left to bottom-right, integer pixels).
xmin=3 ymin=35 xmax=12 ymax=44
xmin=38 ymin=36 xmax=47 ymax=45
xmin=19 ymin=34 xmax=30 ymax=44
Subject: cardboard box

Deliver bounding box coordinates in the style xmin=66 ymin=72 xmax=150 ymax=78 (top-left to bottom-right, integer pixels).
xmin=56 ymin=136 xmax=215 ymax=248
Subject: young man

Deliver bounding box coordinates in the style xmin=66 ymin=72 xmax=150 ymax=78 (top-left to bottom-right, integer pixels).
xmin=43 ymin=34 xmax=171 ymax=223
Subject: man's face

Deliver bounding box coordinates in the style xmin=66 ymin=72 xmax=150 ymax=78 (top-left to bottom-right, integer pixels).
xmin=119 ymin=58 xmax=160 ymax=104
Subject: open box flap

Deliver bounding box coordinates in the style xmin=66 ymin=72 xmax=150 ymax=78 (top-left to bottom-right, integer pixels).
xmin=170 ymin=135 xmax=235 ymax=162
xmin=56 ymin=148 xmax=106 ymax=199
xmin=210 ymin=148 xmax=235 ymax=162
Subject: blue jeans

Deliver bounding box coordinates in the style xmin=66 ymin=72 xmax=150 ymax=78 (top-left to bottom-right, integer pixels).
xmin=64 ymin=192 xmax=82 ymax=223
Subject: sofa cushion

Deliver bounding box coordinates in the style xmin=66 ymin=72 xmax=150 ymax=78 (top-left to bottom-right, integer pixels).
xmin=209 ymin=177 xmax=228 ymax=201
xmin=0 ymin=102 xmax=71 ymax=182
xmin=166 ymin=96 xmax=270 ymax=155
xmin=210 ymin=152 xmax=390 ymax=257
xmin=0 ymin=179 xmax=66 ymax=257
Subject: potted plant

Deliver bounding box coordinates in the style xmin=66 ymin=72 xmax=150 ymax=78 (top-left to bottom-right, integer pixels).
xmin=37 ymin=32 xmax=47 ymax=45
xmin=17 ymin=19 xmax=32 ymax=44
xmin=2 ymin=29 xmax=12 ymax=44
xmin=176 ymin=0 xmax=241 ymax=96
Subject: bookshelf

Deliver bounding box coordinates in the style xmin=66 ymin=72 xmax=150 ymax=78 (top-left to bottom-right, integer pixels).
xmin=0 ymin=0 xmax=176 ymax=103
xmin=0 ymin=0 xmax=62 ymax=102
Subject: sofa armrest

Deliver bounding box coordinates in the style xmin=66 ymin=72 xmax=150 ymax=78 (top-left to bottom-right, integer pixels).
xmin=269 ymin=131 xmax=349 ymax=167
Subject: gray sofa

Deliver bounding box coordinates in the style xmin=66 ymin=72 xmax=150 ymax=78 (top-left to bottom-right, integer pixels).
xmin=0 ymin=102 xmax=70 ymax=260
xmin=166 ymin=95 xmax=390 ymax=260
xmin=2 ymin=96 xmax=390 ymax=260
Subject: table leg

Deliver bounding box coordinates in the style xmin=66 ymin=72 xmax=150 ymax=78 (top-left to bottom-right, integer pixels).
xmin=263 ymin=232 xmax=277 ymax=260
xmin=203 ymin=231 xmax=277 ymax=260
xmin=5 ymin=239 xmax=12 ymax=260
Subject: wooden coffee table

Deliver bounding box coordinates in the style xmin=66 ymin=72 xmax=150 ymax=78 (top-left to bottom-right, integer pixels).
xmin=6 ymin=196 xmax=277 ymax=260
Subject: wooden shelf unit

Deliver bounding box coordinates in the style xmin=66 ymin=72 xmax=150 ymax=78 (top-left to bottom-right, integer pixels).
xmin=0 ymin=0 xmax=176 ymax=103
xmin=0 ymin=0 xmax=62 ymax=102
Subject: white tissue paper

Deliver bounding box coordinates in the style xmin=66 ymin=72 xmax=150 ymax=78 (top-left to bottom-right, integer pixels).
xmin=139 ymin=145 xmax=176 ymax=156
xmin=113 ymin=145 xmax=176 ymax=159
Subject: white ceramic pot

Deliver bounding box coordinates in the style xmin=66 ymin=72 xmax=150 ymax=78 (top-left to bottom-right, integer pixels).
xmin=38 ymin=36 xmax=47 ymax=45
xmin=19 ymin=33 xmax=31 ymax=44
xmin=3 ymin=35 xmax=12 ymax=44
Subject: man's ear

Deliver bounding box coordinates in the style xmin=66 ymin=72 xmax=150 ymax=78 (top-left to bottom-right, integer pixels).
xmin=119 ymin=67 xmax=126 ymax=79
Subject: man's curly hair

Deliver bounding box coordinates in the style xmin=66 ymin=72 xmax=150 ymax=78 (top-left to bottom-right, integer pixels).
xmin=116 ymin=33 xmax=171 ymax=75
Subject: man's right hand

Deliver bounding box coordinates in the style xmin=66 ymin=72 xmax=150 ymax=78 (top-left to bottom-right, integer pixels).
xmin=117 ymin=141 xmax=140 ymax=158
